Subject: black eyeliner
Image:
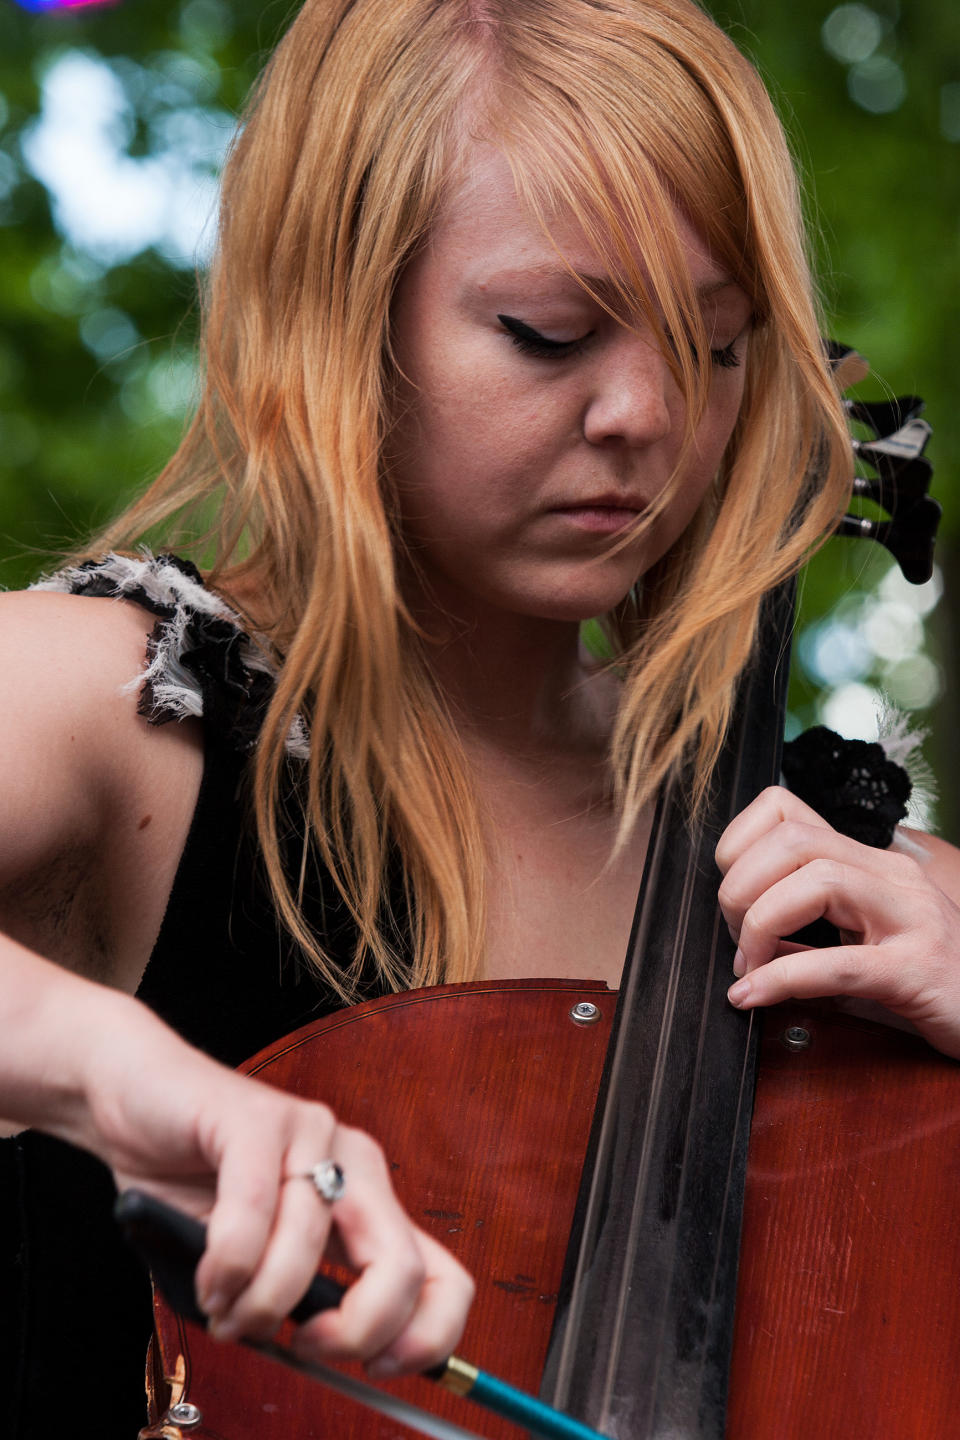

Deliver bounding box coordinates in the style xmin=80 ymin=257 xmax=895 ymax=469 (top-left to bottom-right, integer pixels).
xmin=497 ymin=314 xmax=591 ymax=359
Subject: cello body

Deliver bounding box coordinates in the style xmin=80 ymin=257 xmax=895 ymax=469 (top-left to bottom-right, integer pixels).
xmin=146 ymin=980 xmax=960 ymax=1440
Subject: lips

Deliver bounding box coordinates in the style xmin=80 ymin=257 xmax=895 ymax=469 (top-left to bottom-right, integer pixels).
xmin=553 ymin=491 xmax=647 ymax=513
xmin=550 ymin=499 xmax=646 ymax=534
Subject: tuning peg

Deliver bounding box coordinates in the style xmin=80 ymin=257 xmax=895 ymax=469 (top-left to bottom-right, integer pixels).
xmin=845 ymin=396 xmax=926 ymax=438
xmin=826 ymin=340 xmax=871 ymax=389
xmin=851 ymin=456 xmax=934 ymax=515
xmin=838 ymin=495 xmax=942 ymax=584
xmin=826 ymin=347 xmax=939 ymax=583
xmin=855 ymin=416 xmax=932 ymax=464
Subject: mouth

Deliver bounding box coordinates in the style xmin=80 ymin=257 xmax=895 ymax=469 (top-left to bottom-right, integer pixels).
xmin=550 ymin=499 xmax=646 ymax=534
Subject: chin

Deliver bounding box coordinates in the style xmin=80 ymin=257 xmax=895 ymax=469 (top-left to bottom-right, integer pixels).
xmin=511 ymin=581 xmax=638 ymax=625
xmin=423 ymin=555 xmax=642 ymax=628
xmin=540 ymin=566 xmax=644 ymax=623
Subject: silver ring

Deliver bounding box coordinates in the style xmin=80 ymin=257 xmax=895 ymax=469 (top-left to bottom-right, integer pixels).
xmin=295 ymin=1160 xmax=346 ymax=1203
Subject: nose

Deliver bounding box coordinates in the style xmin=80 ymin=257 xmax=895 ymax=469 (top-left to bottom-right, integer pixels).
xmin=581 ymin=338 xmax=674 ymax=449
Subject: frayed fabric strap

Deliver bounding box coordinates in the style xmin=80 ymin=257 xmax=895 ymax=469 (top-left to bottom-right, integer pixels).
xmin=32 ymin=552 xmax=309 ymax=758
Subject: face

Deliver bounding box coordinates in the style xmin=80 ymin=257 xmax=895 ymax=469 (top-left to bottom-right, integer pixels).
xmin=388 ymin=146 xmax=752 ymax=628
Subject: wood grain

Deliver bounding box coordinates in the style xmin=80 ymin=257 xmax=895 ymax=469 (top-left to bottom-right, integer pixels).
xmin=149 ymin=979 xmax=614 ymax=1439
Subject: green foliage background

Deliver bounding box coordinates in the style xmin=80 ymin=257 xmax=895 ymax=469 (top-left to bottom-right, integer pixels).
xmin=0 ymin=0 xmax=957 ymax=831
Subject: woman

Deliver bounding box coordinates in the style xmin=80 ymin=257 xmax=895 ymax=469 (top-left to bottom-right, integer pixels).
xmin=2 ymin=0 xmax=959 ymax=1433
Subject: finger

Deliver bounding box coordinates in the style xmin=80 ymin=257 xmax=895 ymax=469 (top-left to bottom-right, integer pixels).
xmin=364 ymin=1229 xmax=475 ymax=1378
xmin=719 ymin=820 xmax=902 ymax=939
xmin=716 ymin=786 xmax=832 ymax=875
xmin=193 ymin=1100 xmax=287 ymax=1319
xmin=208 ymin=1162 xmax=336 ymax=1342
xmin=298 ymin=1221 xmax=423 ymax=1359
xmin=196 ymin=1089 xmax=336 ymax=1323
xmin=289 ymin=1128 xmax=434 ymax=1364
xmin=735 ymin=858 xmax=912 ymax=971
xmin=727 ymin=942 xmax=907 ymax=1012
xmin=293 ymin=1217 xmax=424 ymax=1364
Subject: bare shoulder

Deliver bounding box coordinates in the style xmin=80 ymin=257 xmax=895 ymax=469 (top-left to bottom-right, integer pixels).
xmin=2 ymin=584 xmax=160 ymax=691
xmin=0 ymin=586 xmax=198 ymax=794
xmin=0 ymin=588 xmax=203 ymax=988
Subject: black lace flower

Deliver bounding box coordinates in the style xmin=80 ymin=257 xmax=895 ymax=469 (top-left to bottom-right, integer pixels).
xmin=781 ymin=725 xmax=911 ymax=849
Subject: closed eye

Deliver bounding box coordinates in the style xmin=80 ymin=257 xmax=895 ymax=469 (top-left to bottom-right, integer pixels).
xmin=665 ymin=327 xmax=745 ymax=372
xmin=497 ymin=314 xmax=593 ymax=360
xmin=709 ymin=340 xmax=742 ymax=370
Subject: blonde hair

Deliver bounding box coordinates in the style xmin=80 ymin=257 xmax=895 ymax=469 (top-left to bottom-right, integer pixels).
xmin=94 ymin=0 xmax=851 ymax=998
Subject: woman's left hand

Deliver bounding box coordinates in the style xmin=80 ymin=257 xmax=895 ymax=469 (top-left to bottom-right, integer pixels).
xmin=716 ymin=786 xmax=960 ymax=1061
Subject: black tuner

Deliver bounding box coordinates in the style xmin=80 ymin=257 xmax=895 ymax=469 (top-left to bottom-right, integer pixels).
xmin=837 ymin=496 xmax=942 ymax=586
xmin=832 ymin=362 xmax=940 ymax=584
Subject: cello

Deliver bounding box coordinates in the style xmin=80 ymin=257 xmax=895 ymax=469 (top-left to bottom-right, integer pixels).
xmin=137 ymin=357 xmax=959 ymax=1440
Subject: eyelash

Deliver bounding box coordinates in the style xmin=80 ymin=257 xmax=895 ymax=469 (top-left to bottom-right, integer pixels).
xmin=498 ymin=313 xmax=743 ymax=370
xmin=498 ymin=314 xmax=591 ymax=360
xmin=688 ymin=339 xmax=742 ymax=371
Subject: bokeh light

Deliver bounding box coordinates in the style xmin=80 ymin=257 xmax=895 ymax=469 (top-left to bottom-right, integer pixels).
xmin=848 ymin=55 xmax=907 ymax=113
xmin=795 ymin=562 xmax=943 ymax=748
xmin=21 ymin=50 xmax=233 ymax=267
xmin=13 ymin=0 xmax=119 ymax=12
xmin=821 ymin=4 xmax=885 ymax=64
xmin=941 ymin=82 xmax=960 ymax=142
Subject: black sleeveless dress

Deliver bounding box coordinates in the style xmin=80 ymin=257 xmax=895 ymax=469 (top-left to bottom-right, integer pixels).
xmin=0 ymin=554 xmax=910 ymax=1439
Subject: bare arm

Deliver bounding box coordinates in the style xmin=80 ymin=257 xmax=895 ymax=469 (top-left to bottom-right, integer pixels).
xmin=0 ymin=589 xmax=203 ymax=991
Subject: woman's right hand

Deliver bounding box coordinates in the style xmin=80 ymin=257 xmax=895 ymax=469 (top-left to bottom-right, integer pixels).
xmin=1 ymin=941 xmax=473 ymax=1377
xmin=69 ymin=979 xmax=474 ymax=1377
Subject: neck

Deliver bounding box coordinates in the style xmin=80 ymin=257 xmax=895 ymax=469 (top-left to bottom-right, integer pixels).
xmin=406 ymin=586 xmax=618 ymax=764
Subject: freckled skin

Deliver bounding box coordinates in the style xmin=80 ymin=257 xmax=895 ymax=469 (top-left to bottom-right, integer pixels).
xmin=388 ymin=145 xmax=752 ymax=631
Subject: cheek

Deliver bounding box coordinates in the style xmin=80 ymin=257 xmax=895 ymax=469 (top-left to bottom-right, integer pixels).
xmin=423 ymin=339 xmax=549 ymax=448
xmin=653 ymin=382 xmax=744 ymax=546
xmin=394 ymin=352 xmax=559 ymax=509
xmin=697 ymin=373 xmax=747 ymax=476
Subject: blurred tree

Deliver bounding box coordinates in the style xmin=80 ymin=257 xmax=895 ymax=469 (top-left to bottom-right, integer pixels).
xmin=0 ymin=0 xmax=956 ymax=830
xmin=719 ymin=0 xmax=959 ymax=835
xmin=0 ymin=0 xmax=274 ymax=586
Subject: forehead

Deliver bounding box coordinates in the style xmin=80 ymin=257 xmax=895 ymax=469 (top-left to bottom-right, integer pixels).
xmin=428 ymin=143 xmax=734 ymax=300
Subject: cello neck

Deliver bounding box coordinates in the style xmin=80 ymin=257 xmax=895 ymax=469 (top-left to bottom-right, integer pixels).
xmin=540 ymin=579 xmax=795 ymax=1439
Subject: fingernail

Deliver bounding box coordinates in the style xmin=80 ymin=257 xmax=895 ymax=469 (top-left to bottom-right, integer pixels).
xmin=727 ymin=978 xmax=751 ymax=1007
xmin=207 ymin=1315 xmax=241 ymax=1342
xmin=367 ymin=1355 xmax=402 ymax=1379
xmin=732 ymin=947 xmax=745 ymax=977
xmin=199 ymin=1290 xmax=226 ymax=1318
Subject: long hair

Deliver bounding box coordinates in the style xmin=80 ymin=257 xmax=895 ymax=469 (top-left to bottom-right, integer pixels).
xmin=93 ymin=0 xmax=852 ymax=997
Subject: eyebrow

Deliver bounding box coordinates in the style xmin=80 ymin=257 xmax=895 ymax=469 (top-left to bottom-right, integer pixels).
xmin=577 ymin=270 xmax=736 ymax=301
xmin=477 ymin=262 xmax=739 ymax=303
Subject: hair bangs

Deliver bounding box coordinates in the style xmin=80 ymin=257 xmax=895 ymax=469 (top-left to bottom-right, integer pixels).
xmin=472 ymin=20 xmax=761 ymax=533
